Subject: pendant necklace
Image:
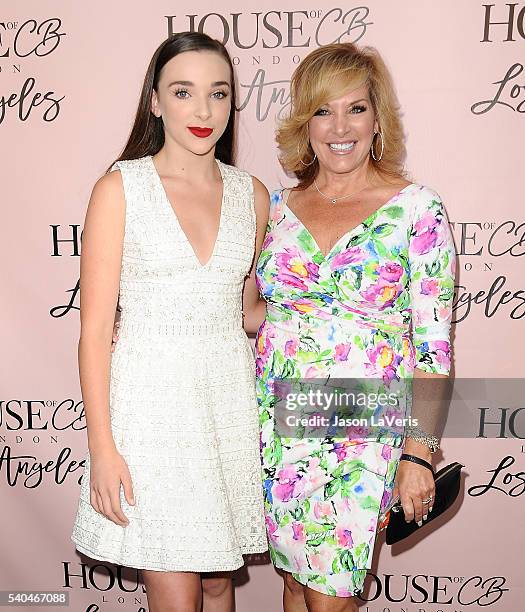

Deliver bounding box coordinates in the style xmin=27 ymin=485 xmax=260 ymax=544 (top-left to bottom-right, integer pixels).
xmin=313 ymin=178 xmax=369 ymax=204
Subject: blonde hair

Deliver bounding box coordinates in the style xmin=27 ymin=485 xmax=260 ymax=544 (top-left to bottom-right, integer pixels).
xmin=277 ymin=43 xmax=407 ymax=188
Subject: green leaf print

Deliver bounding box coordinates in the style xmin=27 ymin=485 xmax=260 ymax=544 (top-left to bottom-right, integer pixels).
xmin=353 ymin=335 xmax=364 ymax=350
xmin=305 ymin=521 xmax=325 ymax=534
xmin=440 ymin=286 xmax=454 ymax=302
xmin=280 ymin=514 xmax=291 ymax=526
xmin=373 ymin=223 xmax=395 ymax=237
xmin=298 ymin=229 xmax=316 ymax=254
xmin=274 ymin=436 xmax=283 ymax=464
xmin=281 ymin=360 xmax=296 ymax=379
xmin=374 ymin=239 xmax=388 ymax=258
xmin=257 ymin=249 xmax=273 ymax=272
xmin=360 ymin=495 xmax=380 ymax=512
xmin=291 ymin=506 xmax=304 ymax=521
xmin=341 ymin=470 xmax=362 ymax=496
xmin=300 ymin=335 xmax=321 ymax=354
xmin=313 ymin=251 xmax=324 ymax=265
xmin=339 ymin=549 xmax=356 ymax=571
xmin=353 ymin=542 xmax=369 ymax=567
xmin=307 ymin=535 xmax=326 ymax=547
xmin=349 ymin=231 xmax=372 ymax=246
xmin=425 ymin=259 xmax=441 ymax=277
xmin=384 ymin=205 xmax=404 ymax=219
xmin=275 ymin=550 xmax=290 ymax=567
xmin=354 ymin=268 xmax=363 ymax=289
xmin=324 ymin=478 xmax=341 ymax=499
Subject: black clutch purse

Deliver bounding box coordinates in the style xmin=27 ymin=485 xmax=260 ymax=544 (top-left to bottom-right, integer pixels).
xmin=383 ymin=455 xmax=464 ymax=545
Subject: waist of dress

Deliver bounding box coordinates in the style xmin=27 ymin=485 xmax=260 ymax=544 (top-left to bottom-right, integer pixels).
xmin=119 ymin=316 xmax=244 ymax=337
xmin=265 ymin=304 xmax=410 ymax=334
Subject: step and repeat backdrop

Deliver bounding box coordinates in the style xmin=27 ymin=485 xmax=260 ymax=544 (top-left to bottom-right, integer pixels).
xmin=1 ymin=1 xmax=524 ymax=611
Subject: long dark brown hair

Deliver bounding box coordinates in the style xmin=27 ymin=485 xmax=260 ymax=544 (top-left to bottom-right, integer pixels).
xmin=107 ymin=32 xmax=237 ymax=172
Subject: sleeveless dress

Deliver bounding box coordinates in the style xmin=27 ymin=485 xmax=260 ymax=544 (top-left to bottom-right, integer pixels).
xmin=71 ymin=155 xmax=267 ymax=572
xmin=254 ymin=185 xmax=456 ymax=596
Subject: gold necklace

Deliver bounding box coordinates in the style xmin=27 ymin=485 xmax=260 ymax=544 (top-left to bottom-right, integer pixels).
xmin=313 ymin=178 xmax=369 ymax=204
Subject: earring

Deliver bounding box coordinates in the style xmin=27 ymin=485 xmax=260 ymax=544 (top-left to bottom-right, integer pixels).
xmin=298 ymin=142 xmax=317 ymax=167
xmin=371 ymin=131 xmax=384 ymax=162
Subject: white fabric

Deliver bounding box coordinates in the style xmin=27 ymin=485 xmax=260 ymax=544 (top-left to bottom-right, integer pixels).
xmin=71 ymin=155 xmax=267 ymax=571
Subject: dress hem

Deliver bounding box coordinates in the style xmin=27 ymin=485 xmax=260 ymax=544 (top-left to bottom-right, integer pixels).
xmin=72 ymin=539 xmax=268 ymax=573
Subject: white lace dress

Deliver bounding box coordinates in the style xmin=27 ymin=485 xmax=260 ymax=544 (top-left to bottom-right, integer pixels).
xmin=71 ymin=155 xmax=268 ymax=571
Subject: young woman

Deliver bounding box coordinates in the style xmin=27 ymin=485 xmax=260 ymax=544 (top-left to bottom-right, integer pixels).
xmin=70 ymin=32 xmax=269 ymax=612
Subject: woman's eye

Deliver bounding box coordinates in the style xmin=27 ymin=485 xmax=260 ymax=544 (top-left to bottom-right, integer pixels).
xmin=212 ymin=90 xmax=228 ymax=99
xmin=350 ymin=105 xmax=367 ymax=114
xmin=174 ymin=89 xmax=189 ymax=98
xmin=314 ymin=108 xmax=329 ymax=116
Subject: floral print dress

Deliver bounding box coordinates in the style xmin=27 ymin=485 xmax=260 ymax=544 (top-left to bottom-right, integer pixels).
xmin=254 ymin=184 xmax=456 ymax=597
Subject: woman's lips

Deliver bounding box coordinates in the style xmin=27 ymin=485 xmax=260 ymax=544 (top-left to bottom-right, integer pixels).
xmin=188 ymin=126 xmax=213 ymax=138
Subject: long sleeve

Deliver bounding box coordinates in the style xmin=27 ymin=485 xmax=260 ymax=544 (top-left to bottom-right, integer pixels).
xmin=408 ymin=187 xmax=456 ymax=375
xmin=406 ymin=187 xmax=457 ymax=447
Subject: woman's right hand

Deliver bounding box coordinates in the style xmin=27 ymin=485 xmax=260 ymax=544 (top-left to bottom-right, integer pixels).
xmin=111 ymin=321 xmax=120 ymax=353
xmin=89 ymin=446 xmax=135 ymax=527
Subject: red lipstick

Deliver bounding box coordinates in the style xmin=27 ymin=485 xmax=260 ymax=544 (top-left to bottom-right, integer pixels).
xmin=188 ymin=126 xmax=213 ymax=138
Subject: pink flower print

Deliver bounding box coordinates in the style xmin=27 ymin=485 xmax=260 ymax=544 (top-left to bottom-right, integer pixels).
xmin=330 ymin=247 xmax=366 ymax=270
xmin=434 ymin=341 xmax=451 ymax=371
xmin=309 ymin=544 xmax=332 ymax=573
xmin=421 ymin=278 xmax=440 ymax=297
xmin=346 ymin=443 xmax=367 ymax=457
xmin=274 ymin=465 xmax=303 ymax=502
xmin=265 ymin=515 xmax=278 ymax=542
xmin=313 ymin=501 xmax=333 ymax=519
xmin=270 ymin=204 xmax=283 ymax=223
xmin=381 ymin=444 xmax=392 ymax=461
xmin=411 ymin=212 xmax=439 ymax=255
xmin=256 ymin=326 xmax=274 ymax=362
xmin=276 ymin=251 xmax=320 ymax=290
xmin=305 ymin=365 xmax=322 ymax=378
xmin=337 ymin=587 xmax=353 ymax=597
xmin=261 ymin=233 xmax=274 ymax=249
xmin=362 ymin=279 xmax=399 ymax=308
xmin=335 ymin=526 xmax=354 ymax=548
xmin=284 ymin=338 xmax=299 ymax=357
xmin=346 ymin=424 xmax=370 ymax=439
xmin=292 ymin=522 xmax=306 ymax=543
xmin=368 ymin=341 xmax=395 ymax=368
xmin=333 ymin=442 xmax=348 ymax=462
xmin=378 ymin=262 xmax=403 ymax=282
xmin=334 ymin=343 xmax=351 ymax=361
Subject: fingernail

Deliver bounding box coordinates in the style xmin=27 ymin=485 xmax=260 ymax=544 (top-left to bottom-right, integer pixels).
xmin=429 ymin=506 xmax=434 ymax=513
xmin=423 ymin=514 xmax=428 ymax=521
xmin=417 ymin=520 xmax=422 ymax=527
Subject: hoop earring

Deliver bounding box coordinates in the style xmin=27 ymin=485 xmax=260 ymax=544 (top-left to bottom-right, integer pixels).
xmin=371 ymin=131 xmax=384 ymax=162
xmin=298 ymin=142 xmax=317 ymax=167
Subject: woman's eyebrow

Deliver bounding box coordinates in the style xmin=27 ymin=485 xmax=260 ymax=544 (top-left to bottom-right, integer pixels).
xmin=167 ymin=80 xmax=231 ymax=87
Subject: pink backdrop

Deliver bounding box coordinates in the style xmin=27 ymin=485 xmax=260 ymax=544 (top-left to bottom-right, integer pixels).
xmin=2 ymin=1 xmax=524 ymax=610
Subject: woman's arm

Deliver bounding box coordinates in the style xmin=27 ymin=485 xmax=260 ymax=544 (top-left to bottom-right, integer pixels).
xmin=242 ymin=176 xmax=270 ymax=334
xmin=79 ymin=170 xmax=125 ymax=455
xmin=78 ymin=168 xmax=135 ymax=527
xmin=394 ymin=186 xmax=457 ymax=525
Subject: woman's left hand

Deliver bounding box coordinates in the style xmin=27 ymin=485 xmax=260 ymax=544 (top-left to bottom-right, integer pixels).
xmin=392 ymin=444 xmax=435 ymax=526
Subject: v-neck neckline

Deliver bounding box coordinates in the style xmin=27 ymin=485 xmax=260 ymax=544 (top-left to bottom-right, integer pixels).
xmin=281 ymin=183 xmax=415 ymax=262
xmin=149 ymin=154 xmax=226 ymax=268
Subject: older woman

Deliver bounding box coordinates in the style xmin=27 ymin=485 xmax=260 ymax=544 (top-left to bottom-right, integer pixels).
xmin=243 ymin=43 xmax=456 ymax=611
